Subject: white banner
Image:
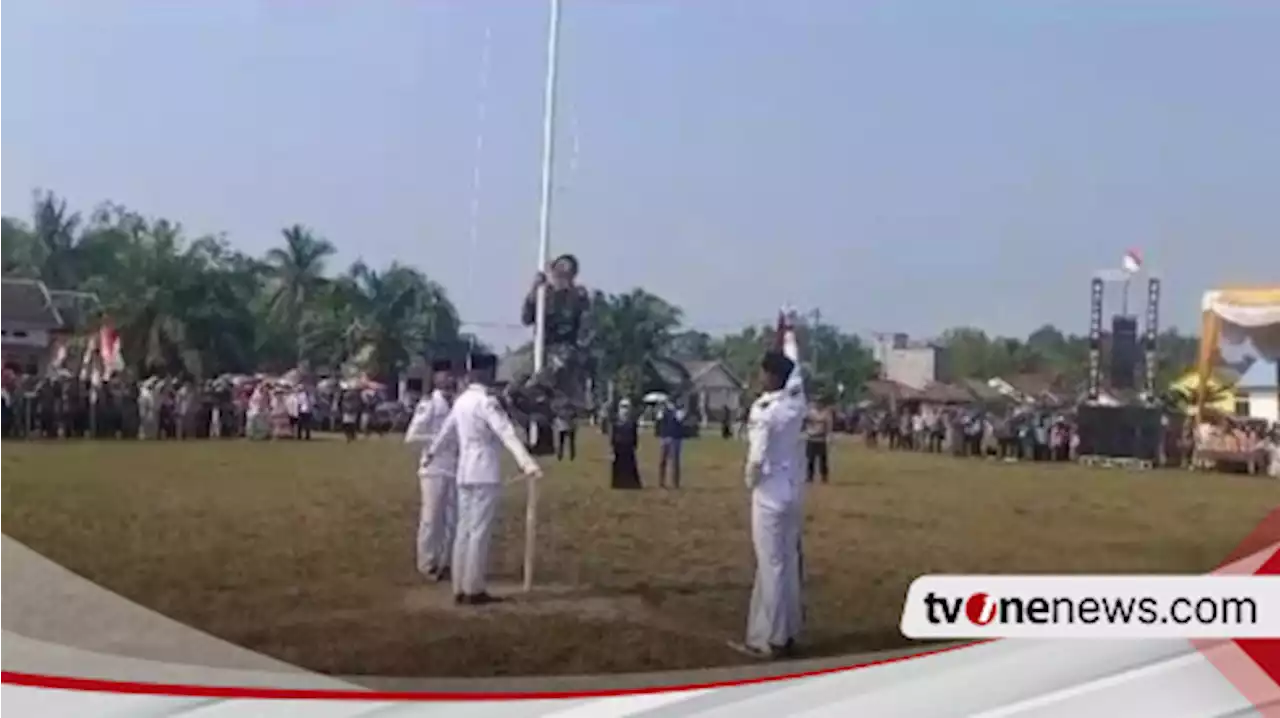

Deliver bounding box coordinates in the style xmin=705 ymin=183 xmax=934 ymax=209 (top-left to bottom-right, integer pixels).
xmin=900 ymin=575 xmax=1280 ymax=639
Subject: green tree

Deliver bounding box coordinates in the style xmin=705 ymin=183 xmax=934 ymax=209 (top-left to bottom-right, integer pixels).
xmin=263 ymin=225 xmax=336 ymax=361
xmin=588 ymin=288 xmax=684 ymax=396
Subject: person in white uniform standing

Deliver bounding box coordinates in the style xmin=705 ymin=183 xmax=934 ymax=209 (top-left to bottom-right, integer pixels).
xmin=731 ymin=310 xmax=807 ymax=659
xmin=427 ymin=353 xmax=542 ymax=606
xmin=404 ymin=358 xmax=459 ymax=582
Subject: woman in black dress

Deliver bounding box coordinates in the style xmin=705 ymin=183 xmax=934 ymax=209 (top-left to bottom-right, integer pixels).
xmin=610 ymin=400 xmax=642 ymax=489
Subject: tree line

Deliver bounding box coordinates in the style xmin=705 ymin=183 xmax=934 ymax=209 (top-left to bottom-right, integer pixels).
xmin=2 ymin=190 xmax=1206 ymax=397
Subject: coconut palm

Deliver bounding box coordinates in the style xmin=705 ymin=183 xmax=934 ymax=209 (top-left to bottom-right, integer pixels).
xmin=31 ymin=191 xmax=87 ymax=289
xmin=2 ymin=217 xmax=40 ymax=277
xmin=340 ymin=261 xmax=462 ymax=381
xmin=263 ymin=225 xmax=336 ymax=354
xmin=589 ymin=288 xmax=683 ymax=396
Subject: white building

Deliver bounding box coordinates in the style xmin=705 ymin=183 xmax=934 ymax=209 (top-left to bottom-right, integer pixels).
xmin=1235 ymin=358 xmax=1279 ymax=424
xmin=874 ymin=333 xmax=949 ymax=390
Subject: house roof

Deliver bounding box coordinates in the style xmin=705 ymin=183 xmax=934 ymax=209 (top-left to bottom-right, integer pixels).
xmin=865 ymin=379 xmax=922 ymax=402
xmin=918 ymin=381 xmax=973 ymax=404
xmin=47 ymin=290 xmax=101 ymax=331
xmin=648 ymin=357 xmax=691 ymax=390
xmin=681 ymin=360 xmax=744 ymax=391
xmin=2 ymin=278 xmax=63 ymax=330
xmin=1237 ymin=358 xmax=1278 ymax=391
xmin=957 ymin=377 xmax=1007 ymax=403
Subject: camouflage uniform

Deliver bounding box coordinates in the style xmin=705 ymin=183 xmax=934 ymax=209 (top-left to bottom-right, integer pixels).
xmin=520 ymin=284 xmax=591 ymax=410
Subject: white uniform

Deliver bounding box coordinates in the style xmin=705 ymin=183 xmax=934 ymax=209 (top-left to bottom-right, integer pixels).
xmin=404 ymin=389 xmax=458 ymax=575
xmin=429 ymin=384 xmax=539 ymax=597
xmin=743 ymin=330 xmax=807 ymax=653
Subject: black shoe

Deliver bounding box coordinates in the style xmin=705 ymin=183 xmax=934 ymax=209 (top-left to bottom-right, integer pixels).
xmin=454 ymin=593 xmax=468 ymax=605
xmin=469 ymin=593 xmax=504 ymax=606
xmin=434 ymin=567 xmax=451 ymax=583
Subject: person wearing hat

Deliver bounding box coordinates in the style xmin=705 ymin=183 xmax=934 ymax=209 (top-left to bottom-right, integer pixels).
xmin=729 ymin=310 xmax=807 ymax=661
xmin=404 ymin=358 xmax=461 ymax=581
xmin=427 ymin=352 xmax=542 ymax=605
xmin=520 ymin=253 xmax=592 ymax=409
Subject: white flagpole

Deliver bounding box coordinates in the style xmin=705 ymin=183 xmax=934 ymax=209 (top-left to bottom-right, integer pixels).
xmin=526 ymin=0 xmax=563 ymax=594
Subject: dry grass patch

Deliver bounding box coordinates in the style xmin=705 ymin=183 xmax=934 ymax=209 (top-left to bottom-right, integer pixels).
xmin=3 ymin=433 xmax=1276 ymax=677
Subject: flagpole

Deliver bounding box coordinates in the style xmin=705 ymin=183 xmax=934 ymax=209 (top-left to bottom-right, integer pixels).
xmin=525 ymin=0 xmax=563 ymax=594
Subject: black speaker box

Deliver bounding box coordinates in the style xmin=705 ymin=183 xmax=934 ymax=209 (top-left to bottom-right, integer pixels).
xmin=1110 ymin=316 xmax=1139 ymax=391
xmin=1076 ymin=405 xmax=1162 ymax=460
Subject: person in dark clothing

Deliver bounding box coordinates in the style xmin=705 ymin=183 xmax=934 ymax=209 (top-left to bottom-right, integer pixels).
xmin=340 ymin=390 xmax=361 ymax=442
xmin=720 ymin=405 xmax=733 ymax=439
xmin=553 ymin=399 xmax=577 ymax=461
xmin=656 ymin=402 xmax=684 ymax=488
xmin=610 ymin=401 xmax=642 ymax=489
xmin=519 ymin=254 xmax=592 ymax=409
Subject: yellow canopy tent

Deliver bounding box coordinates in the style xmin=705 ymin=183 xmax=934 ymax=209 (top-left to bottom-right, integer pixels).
xmin=1196 ymin=287 xmax=1280 ymax=416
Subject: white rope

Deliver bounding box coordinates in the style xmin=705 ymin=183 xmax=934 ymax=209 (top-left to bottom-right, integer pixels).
xmin=465 ymin=23 xmax=494 ymax=308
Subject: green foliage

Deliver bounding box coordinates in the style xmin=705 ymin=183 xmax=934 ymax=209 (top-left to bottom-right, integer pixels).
xmin=4 ymin=190 xmax=1206 ymax=397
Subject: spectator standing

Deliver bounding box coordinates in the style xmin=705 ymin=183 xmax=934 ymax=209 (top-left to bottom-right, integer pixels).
xmin=804 ymin=399 xmax=833 ymax=483
xmin=656 ymin=401 xmax=685 ymax=489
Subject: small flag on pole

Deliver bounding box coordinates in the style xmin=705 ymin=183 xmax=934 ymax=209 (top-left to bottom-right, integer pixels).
xmin=1122 ymin=248 xmax=1143 ymax=275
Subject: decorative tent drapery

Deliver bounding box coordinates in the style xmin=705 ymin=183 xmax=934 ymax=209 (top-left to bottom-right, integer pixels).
xmin=1196 ymin=287 xmax=1280 ymax=417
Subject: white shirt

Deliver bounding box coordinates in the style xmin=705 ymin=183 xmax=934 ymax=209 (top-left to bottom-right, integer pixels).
xmin=296 ymin=390 xmax=312 ymax=413
xmin=405 ymin=389 xmax=457 ymax=477
xmin=429 ymin=384 xmax=538 ymax=486
xmin=746 ymin=333 xmax=807 ymax=509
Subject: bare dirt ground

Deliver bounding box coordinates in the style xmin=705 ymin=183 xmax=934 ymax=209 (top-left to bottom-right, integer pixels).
xmin=3 ymin=432 xmax=1276 ymax=677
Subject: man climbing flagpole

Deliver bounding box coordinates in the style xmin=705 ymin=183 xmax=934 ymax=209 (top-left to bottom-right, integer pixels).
xmin=524 ymin=0 xmax=564 ymax=593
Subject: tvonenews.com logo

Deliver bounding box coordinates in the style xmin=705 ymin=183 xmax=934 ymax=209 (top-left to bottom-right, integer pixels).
xmin=899 ymin=576 xmax=1280 ymax=640
xmin=923 ymin=591 xmax=1256 ymax=627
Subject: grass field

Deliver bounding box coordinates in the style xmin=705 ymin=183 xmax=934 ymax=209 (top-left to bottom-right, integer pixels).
xmin=3 ymin=431 xmax=1277 ymax=678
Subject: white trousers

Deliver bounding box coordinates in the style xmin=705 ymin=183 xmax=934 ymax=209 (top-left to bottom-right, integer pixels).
xmin=746 ymin=496 xmax=803 ymax=651
xmin=453 ymin=484 xmax=502 ymax=596
xmin=416 ymin=472 xmax=457 ymax=575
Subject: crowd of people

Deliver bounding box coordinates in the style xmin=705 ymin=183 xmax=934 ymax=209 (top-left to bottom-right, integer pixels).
xmin=859 ymin=406 xmax=1078 ymax=462
xmin=853 ymin=402 xmax=1278 ymax=475
xmin=0 ymin=369 xmax=405 ymax=442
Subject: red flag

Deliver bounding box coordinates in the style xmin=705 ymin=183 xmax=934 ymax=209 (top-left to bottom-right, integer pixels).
xmin=98 ymin=319 xmax=124 ymax=377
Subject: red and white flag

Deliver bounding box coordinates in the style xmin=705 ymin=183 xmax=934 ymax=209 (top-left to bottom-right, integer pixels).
xmin=1122 ymin=248 xmax=1143 ymax=274
xmin=98 ymin=320 xmax=125 ymax=377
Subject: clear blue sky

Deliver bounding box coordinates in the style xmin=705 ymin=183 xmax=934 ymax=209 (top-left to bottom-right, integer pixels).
xmin=4 ymin=0 xmax=1277 ymax=350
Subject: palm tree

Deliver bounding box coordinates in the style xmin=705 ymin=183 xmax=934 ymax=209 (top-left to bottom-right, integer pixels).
xmin=340 ymin=261 xmax=462 ymax=382
xmin=23 ymin=191 xmax=84 ymax=289
xmin=264 ymin=225 xmax=336 ymax=355
xmin=2 ymin=217 xmax=40 ymax=277
xmin=589 ymin=288 xmax=683 ymax=396
xmin=86 ymin=215 xmax=203 ymax=376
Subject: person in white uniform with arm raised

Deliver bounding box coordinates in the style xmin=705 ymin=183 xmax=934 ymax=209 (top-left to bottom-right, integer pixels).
xmin=404 ymin=358 xmax=460 ymax=582
xmin=730 ymin=309 xmax=807 ymax=660
xmin=427 ymin=353 xmax=542 ymax=606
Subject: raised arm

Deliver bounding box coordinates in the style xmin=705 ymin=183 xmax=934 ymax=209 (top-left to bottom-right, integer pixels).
xmin=480 ymin=395 xmax=541 ymax=475
xmin=521 ymin=292 xmax=538 ymax=327
xmin=776 ymin=310 xmax=805 ymax=398
xmin=521 ymin=274 xmax=545 ymax=327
